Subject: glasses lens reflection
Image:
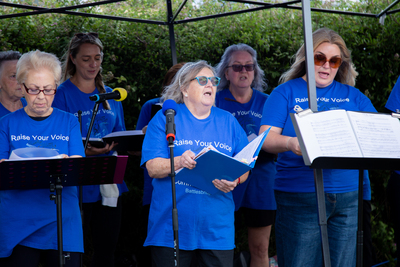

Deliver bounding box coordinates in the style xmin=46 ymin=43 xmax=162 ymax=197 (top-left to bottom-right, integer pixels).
xmin=314 ymin=54 xmax=342 ymax=68
xmin=191 ymin=76 xmax=221 ymax=86
xmin=229 ymin=64 xmax=255 ymax=72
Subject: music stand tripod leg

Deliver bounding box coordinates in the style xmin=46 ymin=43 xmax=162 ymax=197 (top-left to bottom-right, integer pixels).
xmin=50 ymin=174 xmax=69 ymax=267
xmin=356 ymin=170 xmax=364 ymax=267
xmin=314 ymin=169 xmax=331 ymax=267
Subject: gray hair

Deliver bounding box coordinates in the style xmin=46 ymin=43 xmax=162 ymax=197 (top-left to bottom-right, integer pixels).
xmin=16 ymin=50 xmax=61 ymax=85
xmin=162 ymin=60 xmax=216 ymax=104
xmin=0 ymin=50 xmax=21 ymax=74
xmin=215 ymin=43 xmax=267 ymax=92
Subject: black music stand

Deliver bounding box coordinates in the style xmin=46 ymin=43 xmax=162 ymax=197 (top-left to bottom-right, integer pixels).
xmin=310 ymin=157 xmax=400 ymax=267
xmin=0 ymin=155 xmax=128 ymax=267
xmin=291 ymin=111 xmax=400 ymax=267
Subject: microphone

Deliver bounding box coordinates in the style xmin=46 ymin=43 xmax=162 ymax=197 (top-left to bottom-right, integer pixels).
xmin=162 ymin=99 xmax=178 ymax=145
xmin=89 ymin=88 xmax=127 ymax=102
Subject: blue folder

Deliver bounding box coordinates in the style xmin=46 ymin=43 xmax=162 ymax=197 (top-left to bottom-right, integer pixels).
xmin=175 ymin=128 xmax=270 ymax=194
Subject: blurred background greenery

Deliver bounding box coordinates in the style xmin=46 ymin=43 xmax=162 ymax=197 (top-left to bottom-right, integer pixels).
xmin=1 ymin=0 xmax=399 ymax=266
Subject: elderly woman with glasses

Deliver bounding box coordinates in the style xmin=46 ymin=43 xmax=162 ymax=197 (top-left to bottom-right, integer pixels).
xmin=214 ymin=43 xmax=276 ymax=267
xmin=52 ymin=32 xmax=127 ymax=267
xmin=0 ymin=50 xmax=85 ymax=266
xmin=141 ymin=60 xmax=249 ymax=267
xmin=259 ymin=28 xmax=377 ymax=266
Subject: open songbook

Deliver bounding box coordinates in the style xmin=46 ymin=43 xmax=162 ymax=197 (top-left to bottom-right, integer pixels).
xmin=82 ymin=130 xmax=145 ymax=152
xmin=175 ymin=127 xmax=270 ymax=194
xmin=291 ymin=109 xmax=400 ymax=166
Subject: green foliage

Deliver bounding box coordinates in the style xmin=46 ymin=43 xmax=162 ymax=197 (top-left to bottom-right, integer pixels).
xmin=1 ymin=0 xmax=400 ymax=264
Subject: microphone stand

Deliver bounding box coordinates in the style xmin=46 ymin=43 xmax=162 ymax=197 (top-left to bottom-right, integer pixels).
xmin=81 ymin=101 xmax=101 ymax=267
xmin=83 ymin=102 xmax=100 ymax=150
xmin=77 ymin=110 xmax=83 ymax=267
xmin=167 ymin=136 xmax=179 ymax=267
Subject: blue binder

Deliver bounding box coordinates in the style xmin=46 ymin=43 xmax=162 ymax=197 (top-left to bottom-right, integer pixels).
xmin=175 ymin=127 xmax=270 ymax=194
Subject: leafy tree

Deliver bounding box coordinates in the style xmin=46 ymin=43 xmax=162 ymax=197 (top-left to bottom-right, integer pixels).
xmin=1 ymin=0 xmax=399 ymax=265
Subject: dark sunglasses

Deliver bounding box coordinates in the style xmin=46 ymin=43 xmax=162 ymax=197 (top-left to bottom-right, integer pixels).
xmin=74 ymin=32 xmax=99 ymax=39
xmin=191 ymin=76 xmax=221 ymax=86
xmin=314 ymin=54 xmax=342 ymax=69
xmin=23 ymin=83 xmax=57 ymax=95
xmin=227 ymin=64 xmax=255 ymax=72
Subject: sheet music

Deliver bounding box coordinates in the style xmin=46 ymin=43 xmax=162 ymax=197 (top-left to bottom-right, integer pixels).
xmin=294 ymin=110 xmax=362 ymax=163
xmin=8 ymin=147 xmax=62 ymax=161
xmin=175 ymin=130 xmax=268 ymax=173
xmin=347 ymin=111 xmax=400 ymax=158
xmin=103 ymin=130 xmax=144 ymax=138
xmin=234 ymin=130 xmax=267 ymax=164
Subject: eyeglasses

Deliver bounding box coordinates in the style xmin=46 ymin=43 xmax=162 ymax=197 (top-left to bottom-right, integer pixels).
xmin=226 ymin=64 xmax=255 ymax=72
xmin=74 ymin=32 xmax=99 ymax=39
xmin=23 ymin=84 xmax=57 ymax=95
xmin=314 ymin=54 xmax=342 ymax=69
xmin=190 ymin=76 xmax=221 ymax=86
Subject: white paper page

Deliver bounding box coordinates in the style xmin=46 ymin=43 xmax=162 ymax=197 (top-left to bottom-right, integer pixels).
xmin=233 ymin=130 xmax=267 ymax=164
xmin=247 ymin=133 xmax=257 ymax=142
xmin=103 ymin=130 xmax=144 ymax=138
xmin=8 ymin=147 xmax=62 ymax=161
xmin=295 ymin=110 xmax=362 ymax=163
xmin=82 ymin=137 xmax=102 ymax=142
xmin=347 ymin=111 xmax=400 ymax=158
xmin=7 ymin=155 xmax=63 ymax=161
xmin=175 ymin=145 xmax=217 ymax=173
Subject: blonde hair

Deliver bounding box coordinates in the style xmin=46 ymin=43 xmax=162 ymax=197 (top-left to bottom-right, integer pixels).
xmin=16 ymin=50 xmax=61 ymax=86
xmin=62 ymin=33 xmax=110 ymax=109
xmin=280 ymin=28 xmax=358 ymax=87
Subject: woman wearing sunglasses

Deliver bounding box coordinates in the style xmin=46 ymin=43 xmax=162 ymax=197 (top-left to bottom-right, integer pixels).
xmin=52 ymin=32 xmax=128 ymax=267
xmin=135 ymin=62 xmax=185 ymax=266
xmin=214 ymin=43 xmax=276 ymax=267
xmin=0 ymin=50 xmax=85 ymax=266
xmin=259 ymin=28 xmax=377 ymax=266
xmin=141 ymin=60 xmax=249 ymax=266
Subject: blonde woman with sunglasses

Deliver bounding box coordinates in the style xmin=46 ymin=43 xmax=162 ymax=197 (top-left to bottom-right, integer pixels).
xmin=259 ymin=28 xmax=377 ymax=266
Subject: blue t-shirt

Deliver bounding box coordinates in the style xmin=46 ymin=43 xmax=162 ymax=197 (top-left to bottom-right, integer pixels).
xmin=261 ymin=78 xmax=376 ymax=195
xmin=0 ymin=98 xmax=27 ymax=118
xmin=385 ymin=75 xmax=400 ymax=177
xmin=52 ymin=79 xmax=128 ymax=203
xmin=136 ymin=97 xmax=161 ymax=206
xmin=215 ymin=89 xmax=276 ymax=210
xmin=385 ymin=76 xmax=400 ymax=113
xmin=141 ymin=103 xmax=248 ymax=250
xmin=0 ymin=108 xmax=85 ymax=257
